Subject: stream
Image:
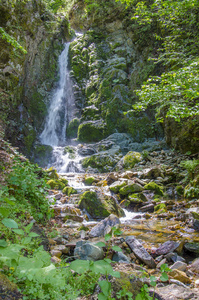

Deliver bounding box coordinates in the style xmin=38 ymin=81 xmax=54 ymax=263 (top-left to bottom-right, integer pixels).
xmin=40 ymin=34 xmax=198 ymax=262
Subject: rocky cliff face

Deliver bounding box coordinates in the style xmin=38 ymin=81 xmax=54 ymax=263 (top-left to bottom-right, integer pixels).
xmin=0 ymin=0 xmax=71 ymax=155
xmin=68 ymin=0 xmax=164 ymax=143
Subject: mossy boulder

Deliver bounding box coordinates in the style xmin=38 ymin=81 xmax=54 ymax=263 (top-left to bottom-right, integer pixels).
xmin=144 ymin=182 xmax=164 ymax=196
xmin=0 ymin=273 xmax=22 ymax=300
xmin=47 ymin=179 xmax=66 ymax=190
xmin=119 ymin=182 xmax=143 ymax=196
xmin=63 ymin=146 xmax=76 ymax=159
xmin=62 ymin=186 xmax=77 ymax=196
xmin=82 ymin=152 xmax=120 ymax=173
xmin=78 ymin=191 xmax=124 ymax=219
xmin=46 ymin=167 xmax=59 ymax=180
xmin=84 ymin=176 xmax=96 ymax=185
xmin=123 ymin=151 xmax=142 ymax=169
xmin=78 ymin=120 xmax=107 ymax=142
xmin=128 ymin=193 xmax=148 ymax=203
xmin=66 ymin=118 xmax=80 ymax=138
xmin=154 ymin=203 xmax=167 ymax=214
xmin=109 ymin=180 xmax=127 ymax=193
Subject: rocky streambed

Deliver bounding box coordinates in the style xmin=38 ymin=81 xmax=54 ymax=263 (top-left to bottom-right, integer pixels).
xmin=38 ymin=139 xmax=199 ymax=300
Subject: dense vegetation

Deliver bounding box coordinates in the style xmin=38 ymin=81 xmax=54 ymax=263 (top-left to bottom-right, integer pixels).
xmin=117 ymin=0 xmax=199 ymax=122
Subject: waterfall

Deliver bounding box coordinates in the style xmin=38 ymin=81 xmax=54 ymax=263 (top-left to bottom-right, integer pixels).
xmin=40 ymin=42 xmax=75 ymax=147
xmin=39 ymin=38 xmax=84 ymax=173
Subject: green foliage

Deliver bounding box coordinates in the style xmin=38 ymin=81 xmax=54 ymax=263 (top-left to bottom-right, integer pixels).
xmin=180 ymin=159 xmax=199 ymax=180
xmin=0 ymin=158 xmax=51 ymax=222
xmin=118 ymin=0 xmax=199 ymax=122
xmin=0 ymin=27 xmax=27 ymax=54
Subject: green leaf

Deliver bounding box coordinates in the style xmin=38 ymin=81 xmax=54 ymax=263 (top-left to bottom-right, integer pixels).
xmin=98 ymin=293 xmax=107 ymax=300
xmin=0 ymin=207 xmax=10 ymax=217
xmin=95 ymin=242 xmax=106 ymax=248
xmin=2 ymin=218 xmax=18 ymax=229
xmin=28 ymin=232 xmax=39 ymax=238
xmin=99 ymin=280 xmax=111 ymax=297
xmin=24 ymin=222 xmax=33 ymax=233
xmin=90 ymin=260 xmax=113 ymax=275
xmin=160 ymin=272 xmax=168 ymax=282
xmin=12 ymin=229 xmax=24 ymax=236
xmin=70 ymin=259 xmax=90 ymax=274
xmin=112 ymin=245 xmax=122 ymax=252
xmin=0 ymin=240 xmax=8 ymax=247
xmin=110 ymin=270 xmax=120 ymax=278
xmin=105 ymin=234 xmax=111 ymax=242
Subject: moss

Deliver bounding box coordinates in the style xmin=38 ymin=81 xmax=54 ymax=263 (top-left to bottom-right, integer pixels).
xmin=79 ymin=191 xmax=110 ymax=219
xmin=119 ymin=183 xmax=143 ymax=196
xmin=128 ymin=193 xmax=147 ymax=203
xmin=78 ymin=120 xmax=107 ymax=142
xmin=154 ymin=203 xmax=167 ymax=214
xmin=109 ymin=181 xmax=126 ymax=193
xmin=46 ymin=167 xmax=59 ymax=179
xmin=47 ymin=179 xmax=65 ymax=190
xmin=63 ymin=146 xmax=76 ymax=158
xmin=84 ymin=176 xmax=95 ymax=185
xmin=123 ymin=151 xmax=142 ymax=169
xmin=144 ymin=182 xmax=164 ymax=196
xmin=66 ymin=118 xmax=80 ymax=138
xmin=24 ymin=128 xmax=36 ymax=155
xmin=59 ymin=177 xmax=68 ymax=185
xmin=82 ymin=153 xmax=119 ymax=173
xmin=176 ymin=185 xmax=184 ymax=195
xmin=62 ymin=186 xmax=77 ymax=196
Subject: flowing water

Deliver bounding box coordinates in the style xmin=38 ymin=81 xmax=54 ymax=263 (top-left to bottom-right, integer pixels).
xmin=40 ymin=38 xmax=83 ymax=173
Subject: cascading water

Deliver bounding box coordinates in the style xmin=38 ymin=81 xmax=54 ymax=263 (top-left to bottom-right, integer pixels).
xmin=40 ymin=39 xmax=83 ymax=172
xmin=40 ymin=43 xmax=75 ymax=147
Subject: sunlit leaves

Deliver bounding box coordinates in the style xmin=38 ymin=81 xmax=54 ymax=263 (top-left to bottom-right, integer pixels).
xmin=134 ymin=58 xmax=199 ymax=121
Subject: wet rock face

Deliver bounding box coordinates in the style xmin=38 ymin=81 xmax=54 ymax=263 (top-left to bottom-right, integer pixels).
xmin=69 ymin=0 xmax=163 ymax=144
xmin=0 ymin=0 xmax=70 ymax=155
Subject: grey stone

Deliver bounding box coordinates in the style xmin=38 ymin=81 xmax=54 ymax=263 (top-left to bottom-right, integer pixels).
xmin=90 ymin=214 xmax=120 ymax=237
xmin=170 ymin=261 xmax=187 ymax=272
xmin=155 ymin=241 xmax=180 ymax=255
xmin=112 ymin=252 xmax=130 ymax=263
xmin=125 ymin=236 xmax=156 ymax=268
xmin=74 ymin=241 xmax=104 ymax=261
xmin=140 ymin=203 xmax=154 ymax=213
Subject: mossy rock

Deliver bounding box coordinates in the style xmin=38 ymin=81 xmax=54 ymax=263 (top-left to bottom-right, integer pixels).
xmin=176 ymin=185 xmax=184 ymax=195
xmin=144 ymin=182 xmax=164 ymax=196
xmin=66 ymin=118 xmax=80 ymax=138
xmin=119 ymin=183 xmax=143 ymax=196
xmin=46 ymin=167 xmax=59 ymax=180
xmin=79 ymin=191 xmax=124 ymax=219
xmin=109 ymin=181 xmax=127 ymax=193
xmin=47 ymin=179 xmax=65 ymax=190
xmin=128 ymin=193 xmax=148 ymax=203
xmin=123 ymin=151 xmax=142 ymax=169
xmin=59 ymin=177 xmax=68 ymax=186
xmin=62 ymin=186 xmax=77 ymax=196
xmin=63 ymin=146 xmax=76 ymax=159
xmin=78 ymin=120 xmax=107 ymax=142
xmin=154 ymin=203 xmax=167 ymax=214
xmin=84 ymin=176 xmax=95 ymax=185
xmin=82 ymin=152 xmax=120 ymax=173
xmin=0 ymin=273 xmax=23 ymax=300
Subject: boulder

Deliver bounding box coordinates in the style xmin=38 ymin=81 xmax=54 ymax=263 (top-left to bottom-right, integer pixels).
xmin=123 ymin=151 xmax=142 ymax=169
xmin=155 ymin=241 xmax=180 ymax=256
xmin=157 ymin=284 xmax=199 ymax=300
xmin=112 ymin=252 xmax=130 ymax=263
xmin=125 ymin=236 xmax=156 ymax=268
xmin=74 ymin=240 xmax=104 ymax=261
xmin=119 ymin=182 xmax=143 ymax=195
xmin=90 ymin=214 xmax=120 ymax=237
xmin=189 ymin=258 xmax=199 ymax=274
xmin=0 ymin=273 xmax=23 ymax=300
xmin=184 ymin=242 xmax=199 ymax=256
xmin=78 ymin=120 xmax=107 ymax=142
xmin=170 ymin=261 xmax=187 ymax=272
xmin=79 ymin=191 xmax=124 ymax=219
xmin=109 ymin=180 xmax=127 ymax=193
